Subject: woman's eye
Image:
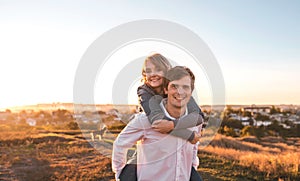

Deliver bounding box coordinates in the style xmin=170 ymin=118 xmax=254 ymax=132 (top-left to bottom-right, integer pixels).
xmin=156 ymin=68 xmax=162 ymax=72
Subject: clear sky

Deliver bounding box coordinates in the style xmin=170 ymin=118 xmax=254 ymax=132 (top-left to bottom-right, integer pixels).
xmin=0 ymin=0 xmax=300 ymax=109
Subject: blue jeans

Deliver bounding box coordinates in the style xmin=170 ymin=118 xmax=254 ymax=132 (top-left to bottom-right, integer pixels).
xmin=119 ymin=164 xmax=202 ymax=181
xmin=119 ymin=164 xmax=137 ymax=181
xmin=190 ymin=167 xmax=203 ymax=181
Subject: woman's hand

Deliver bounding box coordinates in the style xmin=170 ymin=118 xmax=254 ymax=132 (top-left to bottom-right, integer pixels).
xmin=151 ymin=119 xmax=174 ymax=133
xmin=189 ymin=132 xmax=201 ymax=144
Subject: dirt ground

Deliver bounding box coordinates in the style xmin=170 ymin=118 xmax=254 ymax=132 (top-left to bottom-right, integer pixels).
xmin=0 ymin=131 xmax=115 ymax=181
xmin=1 ymin=130 xmax=299 ymax=181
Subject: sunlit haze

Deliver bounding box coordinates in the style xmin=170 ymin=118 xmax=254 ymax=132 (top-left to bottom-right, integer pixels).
xmin=1 ymin=0 xmax=300 ymax=109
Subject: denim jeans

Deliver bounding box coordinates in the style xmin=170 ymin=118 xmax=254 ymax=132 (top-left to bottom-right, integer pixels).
xmin=119 ymin=164 xmax=137 ymax=181
xmin=190 ymin=167 xmax=203 ymax=181
xmin=119 ymin=164 xmax=202 ymax=181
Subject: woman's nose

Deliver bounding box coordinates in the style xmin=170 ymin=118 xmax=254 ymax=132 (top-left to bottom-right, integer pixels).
xmin=150 ymin=71 xmax=159 ymax=76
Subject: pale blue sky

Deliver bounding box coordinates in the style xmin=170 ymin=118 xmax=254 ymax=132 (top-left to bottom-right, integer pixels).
xmin=0 ymin=0 xmax=299 ymax=108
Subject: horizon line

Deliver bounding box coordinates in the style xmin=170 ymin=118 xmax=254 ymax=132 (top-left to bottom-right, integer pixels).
xmin=2 ymin=102 xmax=299 ymax=111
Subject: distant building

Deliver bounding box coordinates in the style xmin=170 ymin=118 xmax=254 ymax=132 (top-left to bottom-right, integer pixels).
xmin=242 ymin=106 xmax=271 ymax=115
xmin=270 ymin=114 xmax=284 ymax=122
xmin=279 ymin=123 xmax=291 ymax=129
xmin=241 ymin=117 xmax=255 ymax=126
xmin=26 ymin=118 xmax=36 ymax=126
xmin=255 ymin=120 xmax=272 ymax=127
xmin=287 ymin=115 xmax=299 ymax=122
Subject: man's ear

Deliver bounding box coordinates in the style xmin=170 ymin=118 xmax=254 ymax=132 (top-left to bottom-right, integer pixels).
xmin=164 ymin=87 xmax=168 ymax=94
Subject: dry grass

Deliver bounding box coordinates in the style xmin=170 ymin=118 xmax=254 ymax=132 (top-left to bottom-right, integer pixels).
xmin=200 ymin=134 xmax=300 ymax=179
xmin=1 ymin=126 xmax=299 ymax=180
xmin=0 ymin=130 xmax=114 ymax=181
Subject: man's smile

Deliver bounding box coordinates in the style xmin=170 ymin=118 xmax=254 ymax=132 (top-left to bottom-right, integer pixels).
xmin=173 ymin=95 xmax=187 ymax=101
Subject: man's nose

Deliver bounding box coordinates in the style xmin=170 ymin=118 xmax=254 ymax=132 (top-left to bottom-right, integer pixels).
xmin=177 ymin=87 xmax=184 ymax=94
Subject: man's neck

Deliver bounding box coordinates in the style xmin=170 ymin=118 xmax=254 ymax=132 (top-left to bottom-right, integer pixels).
xmin=165 ymin=102 xmax=186 ymax=119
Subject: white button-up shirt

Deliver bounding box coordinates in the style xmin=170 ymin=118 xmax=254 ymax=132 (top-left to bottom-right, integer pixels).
xmin=112 ymin=100 xmax=201 ymax=181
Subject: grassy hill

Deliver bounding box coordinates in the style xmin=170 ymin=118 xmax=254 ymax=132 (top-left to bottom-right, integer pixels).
xmin=0 ymin=128 xmax=299 ymax=181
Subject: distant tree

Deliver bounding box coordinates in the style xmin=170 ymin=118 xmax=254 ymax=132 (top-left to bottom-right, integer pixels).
xmin=255 ymin=113 xmax=270 ymax=121
xmin=221 ymin=118 xmax=243 ymax=129
xmin=203 ymin=109 xmax=210 ymax=114
xmin=19 ymin=118 xmax=27 ymax=125
xmin=241 ymin=126 xmax=265 ymax=138
xmin=223 ymin=126 xmax=238 ymax=137
xmin=242 ymin=111 xmax=252 ymax=117
xmin=296 ymin=124 xmax=300 ymax=137
xmin=254 ymin=126 xmax=265 ymax=138
xmin=96 ymin=110 xmax=106 ymax=115
xmin=270 ymin=105 xmax=280 ymax=114
xmin=220 ymin=111 xmax=228 ymax=121
xmin=248 ymin=118 xmax=255 ymax=126
xmin=5 ymin=110 xmax=16 ymax=123
xmin=19 ymin=110 xmax=27 ymax=117
xmin=267 ymin=120 xmax=281 ymax=133
xmin=102 ymin=115 xmax=115 ymax=123
xmin=241 ymin=126 xmax=255 ymax=137
xmin=284 ymin=120 xmax=294 ymax=127
xmin=52 ymin=109 xmax=72 ymax=123
xmin=66 ymin=121 xmax=79 ymax=130
xmin=221 ymin=106 xmax=232 ymax=121
xmin=279 ymin=128 xmax=294 ymax=138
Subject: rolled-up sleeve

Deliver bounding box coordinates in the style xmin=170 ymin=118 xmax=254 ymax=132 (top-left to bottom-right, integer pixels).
xmin=192 ymin=125 xmax=202 ymax=169
xmin=192 ymin=141 xmax=200 ymax=169
xmin=112 ymin=115 xmax=145 ymax=179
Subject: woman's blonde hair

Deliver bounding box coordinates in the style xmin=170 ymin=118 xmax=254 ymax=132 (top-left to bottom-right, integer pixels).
xmin=141 ymin=53 xmax=172 ymax=83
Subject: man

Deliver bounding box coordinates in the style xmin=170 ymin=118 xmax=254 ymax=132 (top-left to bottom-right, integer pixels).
xmin=112 ymin=66 xmax=202 ymax=181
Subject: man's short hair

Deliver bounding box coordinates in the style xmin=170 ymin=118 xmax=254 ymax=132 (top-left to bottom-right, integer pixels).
xmin=163 ymin=66 xmax=195 ymax=91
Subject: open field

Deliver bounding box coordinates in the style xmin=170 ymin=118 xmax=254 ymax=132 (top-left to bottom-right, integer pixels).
xmin=0 ymin=128 xmax=299 ymax=181
xmin=0 ymin=130 xmax=114 ymax=181
xmin=198 ymin=130 xmax=300 ymax=181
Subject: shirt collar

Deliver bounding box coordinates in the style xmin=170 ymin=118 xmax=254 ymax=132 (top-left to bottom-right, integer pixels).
xmin=160 ymin=98 xmax=188 ymax=120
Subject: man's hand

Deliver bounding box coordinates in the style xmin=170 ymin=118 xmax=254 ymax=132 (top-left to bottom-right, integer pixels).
xmin=189 ymin=132 xmax=201 ymax=144
xmin=151 ymin=120 xmax=174 ymax=134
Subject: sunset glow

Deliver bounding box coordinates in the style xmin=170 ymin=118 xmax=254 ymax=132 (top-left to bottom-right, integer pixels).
xmin=1 ymin=1 xmax=299 ymax=109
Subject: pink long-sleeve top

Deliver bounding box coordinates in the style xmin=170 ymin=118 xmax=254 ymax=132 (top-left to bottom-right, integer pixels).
xmin=112 ymin=101 xmax=201 ymax=181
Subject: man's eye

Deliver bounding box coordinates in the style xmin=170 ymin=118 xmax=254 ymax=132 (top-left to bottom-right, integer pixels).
xmin=183 ymin=85 xmax=190 ymax=90
xmin=171 ymin=84 xmax=178 ymax=89
xmin=145 ymin=69 xmax=152 ymax=74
